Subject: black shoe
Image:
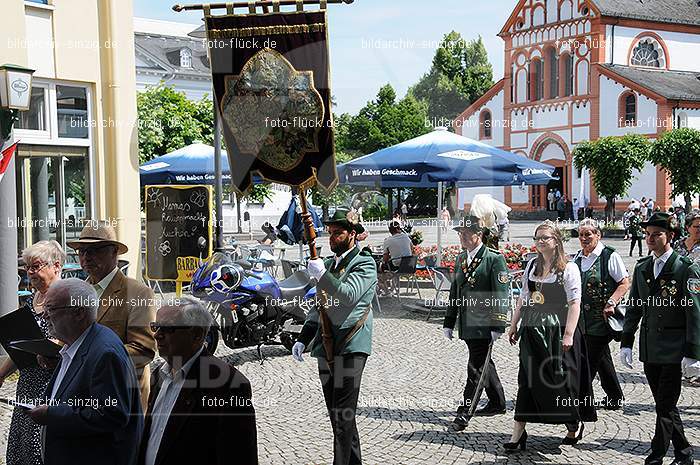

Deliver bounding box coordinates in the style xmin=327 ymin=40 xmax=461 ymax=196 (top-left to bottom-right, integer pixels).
xmin=669 ymin=457 xmax=694 ymax=465
xmin=474 ymin=404 xmax=506 ymax=416
xmin=561 ymin=423 xmax=585 ymax=445
xmin=503 ymin=430 xmax=528 ymax=452
xmin=451 ymin=412 xmax=470 ymax=431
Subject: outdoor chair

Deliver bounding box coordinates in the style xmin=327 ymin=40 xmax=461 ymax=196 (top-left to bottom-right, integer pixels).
xmin=425 ymin=266 xmax=452 ymax=320
xmin=140 ymin=250 xmax=164 ymax=299
xmin=390 ymin=255 xmax=421 ymax=303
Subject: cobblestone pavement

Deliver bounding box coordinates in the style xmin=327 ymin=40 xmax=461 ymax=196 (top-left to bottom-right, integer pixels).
xmin=1 ymin=221 xmax=698 ymax=464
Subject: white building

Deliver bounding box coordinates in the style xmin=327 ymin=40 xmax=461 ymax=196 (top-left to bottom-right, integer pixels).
xmin=455 ymin=0 xmax=700 ymax=213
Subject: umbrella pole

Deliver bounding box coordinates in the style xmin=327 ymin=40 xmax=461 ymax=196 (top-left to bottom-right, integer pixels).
xmin=298 ymin=186 xmax=335 ymax=366
xmin=437 ymin=181 xmax=443 ymax=267
xmin=213 ymin=93 xmax=224 ymax=250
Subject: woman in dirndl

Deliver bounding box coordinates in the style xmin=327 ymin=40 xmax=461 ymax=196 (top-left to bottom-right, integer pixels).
xmin=504 ymin=221 xmax=596 ymax=452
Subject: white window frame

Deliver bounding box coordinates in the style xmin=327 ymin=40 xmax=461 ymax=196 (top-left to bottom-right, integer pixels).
xmin=14 ymin=83 xmax=51 ymax=139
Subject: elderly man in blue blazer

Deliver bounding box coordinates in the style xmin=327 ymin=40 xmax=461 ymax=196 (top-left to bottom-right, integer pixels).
xmin=27 ymin=278 xmax=143 ymax=465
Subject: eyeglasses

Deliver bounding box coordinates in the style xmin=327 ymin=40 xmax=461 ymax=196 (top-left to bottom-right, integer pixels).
xmin=646 ymin=232 xmax=667 ymax=239
xmin=533 ymin=235 xmax=555 ymax=242
xmin=150 ymin=322 xmax=191 ymax=334
xmin=43 ymin=305 xmax=75 ymax=317
xmin=77 ymin=245 xmax=113 ymax=257
xmin=26 ymin=262 xmax=50 ymax=273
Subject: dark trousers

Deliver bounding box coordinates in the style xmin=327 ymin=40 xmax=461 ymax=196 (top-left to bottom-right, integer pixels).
xmin=585 ymin=334 xmax=623 ymax=403
xmin=318 ymin=354 xmax=367 ymax=465
xmin=462 ymin=339 xmax=505 ymax=412
xmin=643 ymin=363 xmax=693 ymax=463
xmin=630 ymin=237 xmax=643 ymax=256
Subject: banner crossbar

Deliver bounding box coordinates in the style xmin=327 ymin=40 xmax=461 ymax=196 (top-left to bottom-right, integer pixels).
xmin=173 ymin=0 xmax=352 ymax=13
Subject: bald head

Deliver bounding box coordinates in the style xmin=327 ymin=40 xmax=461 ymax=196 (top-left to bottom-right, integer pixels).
xmin=44 ymin=278 xmax=97 ymax=344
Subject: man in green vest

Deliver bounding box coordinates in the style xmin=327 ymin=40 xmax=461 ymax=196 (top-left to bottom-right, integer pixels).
xmin=574 ymin=219 xmax=629 ymax=410
xmin=443 ymin=214 xmax=509 ymax=431
xmin=621 ymin=212 xmax=700 ymax=465
xmin=293 ymin=207 xmax=377 ymax=465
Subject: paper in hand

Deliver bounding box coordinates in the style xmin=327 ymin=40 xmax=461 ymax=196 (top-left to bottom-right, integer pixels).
xmin=0 ymin=307 xmax=46 ymax=370
xmin=9 ymin=338 xmax=61 ymax=358
xmin=0 ymin=397 xmax=35 ymax=410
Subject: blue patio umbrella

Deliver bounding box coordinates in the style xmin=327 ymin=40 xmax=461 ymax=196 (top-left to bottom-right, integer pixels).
xmin=139 ymin=143 xmax=266 ymax=186
xmin=337 ymin=127 xmax=555 ymax=188
xmin=276 ymin=196 xmax=324 ymax=246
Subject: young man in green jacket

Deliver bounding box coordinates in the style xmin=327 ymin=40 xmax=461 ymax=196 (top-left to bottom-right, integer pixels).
xmin=293 ymin=208 xmax=377 ymax=465
xmin=621 ymin=212 xmax=700 ymax=465
xmin=443 ymin=214 xmax=509 ymax=431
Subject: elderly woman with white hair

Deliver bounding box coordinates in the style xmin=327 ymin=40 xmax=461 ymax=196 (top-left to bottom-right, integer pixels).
xmin=0 ymin=240 xmax=65 ymax=465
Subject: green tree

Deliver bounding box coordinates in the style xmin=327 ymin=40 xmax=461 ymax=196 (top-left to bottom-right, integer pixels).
xmin=649 ymin=128 xmax=700 ymax=212
xmin=136 ymin=84 xmax=213 ymax=163
xmin=573 ymin=134 xmax=651 ymax=220
xmin=411 ymin=32 xmax=494 ymax=122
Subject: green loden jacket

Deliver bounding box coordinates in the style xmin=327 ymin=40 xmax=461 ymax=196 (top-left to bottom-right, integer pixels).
xmin=622 ymin=251 xmax=700 ymax=364
xmin=298 ymin=246 xmax=378 ymax=358
xmin=443 ymin=245 xmax=510 ymax=340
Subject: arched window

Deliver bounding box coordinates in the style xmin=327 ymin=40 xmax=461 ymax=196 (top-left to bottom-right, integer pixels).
xmin=560 ymin=52 xmax=574 ymax=96
xmin=631 ymin=38 xmax=666 ymax=68
xmin=480 ymin=110 xmax=492 ymax=139
xmin=619 ymin=91 xmax=637 ymax=126
xmin=180 ymin=48 xmax=192 ymax=68
xmin=547 ymin=47 xmax=559 ymax=99
xmin=529 ymin=58 xmax=544 ymax=101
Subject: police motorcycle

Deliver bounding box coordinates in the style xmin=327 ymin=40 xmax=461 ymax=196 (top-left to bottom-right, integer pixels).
xmin=190 ymin=238 xmax=316 ymax=359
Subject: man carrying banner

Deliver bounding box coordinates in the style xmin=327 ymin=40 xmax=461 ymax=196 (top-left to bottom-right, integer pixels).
xmin=292 ymin=207 xmax=377 ymax=465
xmin=443 ymin=197 xmax=510 ymax=431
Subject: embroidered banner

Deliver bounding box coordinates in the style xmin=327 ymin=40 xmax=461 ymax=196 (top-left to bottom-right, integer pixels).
xmin=206 ymin=10 xmax=337 ymax=193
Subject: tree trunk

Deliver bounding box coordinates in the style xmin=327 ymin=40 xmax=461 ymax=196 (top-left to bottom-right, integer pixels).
xmin=387 ymin=189 xmax=393 ymax=220
xmin=236 ymin=194 xmax=243 ymax=233
xmin=685 ymin=193 xmax=692 ymax=213
xmin=605 ymin=198 xmax=614 ymax=222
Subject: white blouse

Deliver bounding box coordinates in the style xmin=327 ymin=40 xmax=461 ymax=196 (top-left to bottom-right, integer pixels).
xmin=520 ymin=260 xmax=581 ymax=303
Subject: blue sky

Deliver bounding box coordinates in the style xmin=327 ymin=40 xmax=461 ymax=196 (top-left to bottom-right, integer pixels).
xmin=133 ymin=0 xmax=512 ymax=115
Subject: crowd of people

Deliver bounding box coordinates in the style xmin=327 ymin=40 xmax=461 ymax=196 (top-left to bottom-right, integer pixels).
xmin=3 ymin=204 xmax=700 ymax=465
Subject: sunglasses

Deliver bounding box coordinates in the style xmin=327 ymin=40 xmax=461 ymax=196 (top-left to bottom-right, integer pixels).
xmin=77 ymin=245 xmax=114 ymax=257
xmin=150 ymin=322 xmax=192 ymax=334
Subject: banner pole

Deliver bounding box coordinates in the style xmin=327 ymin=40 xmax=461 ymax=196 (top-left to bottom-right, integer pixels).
xmin=213 ymin=93 xmax=224 ymax=250
xmin=298 ymin=186 xmax=334 ymax=365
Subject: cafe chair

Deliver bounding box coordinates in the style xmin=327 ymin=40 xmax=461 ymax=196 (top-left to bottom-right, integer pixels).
xmin=425 ymin=266 xmax=452 ymax=320
xmin=390 ymin=255 xmax=421 ymax=303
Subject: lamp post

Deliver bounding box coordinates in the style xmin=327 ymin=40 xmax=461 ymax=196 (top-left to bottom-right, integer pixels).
xmin=0 ymin=64 xmax=35 ymax=317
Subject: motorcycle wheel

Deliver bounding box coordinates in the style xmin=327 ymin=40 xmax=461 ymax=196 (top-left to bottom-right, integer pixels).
xmin=204 ymin=326 xmax=219 ymax=355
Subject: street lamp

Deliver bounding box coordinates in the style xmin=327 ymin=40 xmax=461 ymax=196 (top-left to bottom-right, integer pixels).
xmin=0 ymin=64 xmax=35 ymax=139
xmin=0 ymin=63 xmax=35 ymax=319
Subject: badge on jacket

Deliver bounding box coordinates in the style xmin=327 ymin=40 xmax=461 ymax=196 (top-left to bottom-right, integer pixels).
xmin=688 ymin=278 xmax=700 ymax=294
xmin=498 ymin=271 xmax=509 ymax=284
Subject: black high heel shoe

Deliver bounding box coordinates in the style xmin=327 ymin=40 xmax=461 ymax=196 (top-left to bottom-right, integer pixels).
xmin=503 ymin=430 xmax=528 ymax=452
xmin=561 ymin=423 xmax=584 ymax=445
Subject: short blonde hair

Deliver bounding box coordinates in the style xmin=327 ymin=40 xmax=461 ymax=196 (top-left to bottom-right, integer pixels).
xmin=22 ymin=240 xmax=66 ymax=268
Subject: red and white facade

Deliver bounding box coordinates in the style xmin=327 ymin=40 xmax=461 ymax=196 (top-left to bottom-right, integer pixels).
xmin=455 ymin=0 xmax=700 ymax=212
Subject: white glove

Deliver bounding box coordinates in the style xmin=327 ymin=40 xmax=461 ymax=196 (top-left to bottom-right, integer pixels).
xmin=307 ymin=258 xmax=327 ymax=281
xmin=443 ymin=328 xmax=453 ymax=340
xmin=620 ymin=347 xmax=633 ymax=369
xmin=491 ymin=331 xmax=502 ymax=343
xmin=682 ymin=357 xmax=700 ymax=378
xmin=292 ymin=342 xmax=305 ymax=362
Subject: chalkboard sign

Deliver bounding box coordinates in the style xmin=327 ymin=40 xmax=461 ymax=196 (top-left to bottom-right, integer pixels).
xmin=145 ymin=185 xmax=213 ymax=281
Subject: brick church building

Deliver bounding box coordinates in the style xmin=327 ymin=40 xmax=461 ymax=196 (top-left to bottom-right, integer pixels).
xmin=455 ymin=0 xmax=700 ymax=213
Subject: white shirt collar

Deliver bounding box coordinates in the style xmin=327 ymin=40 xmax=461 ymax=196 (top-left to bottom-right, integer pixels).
xmin=334 ymin=247 xmax=354 ymax=267
xmin=467 ymin=243 xmax=483 ymax=260
xmin=94 ymin=267 xmax=119 ymax=291
xmin=59 ymin=323 xmax=93 ymax=360
xmin=579 ymin=242 xmax=604 ymax=259
xmin=161 ymin=345 xmax=205 ymax=381
xmin=654 ymin=248 xmax=673 ymax=263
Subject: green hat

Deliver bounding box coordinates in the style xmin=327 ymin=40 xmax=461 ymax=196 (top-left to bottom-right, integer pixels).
xmin=325 ymin=207 xmax=365 ymax=234
xmin=641 ymin=212 xmax=678 ymax=233
xmin=453 ymin=215 xmax=484 ymax=233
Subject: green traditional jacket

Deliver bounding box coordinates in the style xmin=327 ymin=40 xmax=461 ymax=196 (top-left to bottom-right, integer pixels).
xmin=298 ymin=246 xmax=377 ymax=358
xmin=443 ymin=245 xmax=510 ymax=340
xmin=622 ymin=251 xmax=700 ymax=363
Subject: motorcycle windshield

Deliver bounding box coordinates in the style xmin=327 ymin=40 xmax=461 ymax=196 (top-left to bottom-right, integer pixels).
xmin=197 ymin=252 xmax=233 ymax=280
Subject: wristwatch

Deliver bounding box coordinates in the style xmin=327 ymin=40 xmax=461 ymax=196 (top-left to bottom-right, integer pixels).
xmin=606 ymin=298 xmax=616 ymax=307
